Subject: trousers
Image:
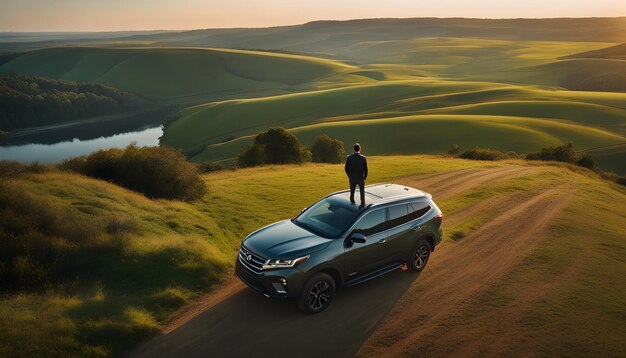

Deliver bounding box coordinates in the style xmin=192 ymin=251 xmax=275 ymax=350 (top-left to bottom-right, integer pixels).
xmin=349 ymin=180 xmax=365 ymax=204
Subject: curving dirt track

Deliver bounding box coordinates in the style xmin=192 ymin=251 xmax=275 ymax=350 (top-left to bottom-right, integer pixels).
xmin=131 ymin=166 xmax=569 ymax=358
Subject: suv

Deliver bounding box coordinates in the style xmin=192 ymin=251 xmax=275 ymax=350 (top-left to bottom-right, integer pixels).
xmin=235 ymin=183 xmax=443 ymax=313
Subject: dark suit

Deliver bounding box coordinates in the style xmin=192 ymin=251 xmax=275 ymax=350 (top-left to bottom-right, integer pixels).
xmin=344 ymin=152 xmax=368 ymax=204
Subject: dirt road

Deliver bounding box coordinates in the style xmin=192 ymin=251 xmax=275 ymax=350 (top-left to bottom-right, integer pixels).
xmin=131 ymin=166 xmax=568 ymax=358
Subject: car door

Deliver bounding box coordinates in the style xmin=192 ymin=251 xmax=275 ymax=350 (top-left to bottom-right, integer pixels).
xmin=381 ymin=203 xmax=414 ymax=262
xmin=384 ymin=202 xmax=433 ymax=260
xmin=342 ymin=208 xmax=387 ymax=279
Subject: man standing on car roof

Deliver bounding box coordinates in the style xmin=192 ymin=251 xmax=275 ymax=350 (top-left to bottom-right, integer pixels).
xmin=345 ymin=143 xmax=368 ymax=206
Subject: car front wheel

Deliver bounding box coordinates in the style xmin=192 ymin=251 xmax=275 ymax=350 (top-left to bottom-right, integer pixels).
xmin=297 ymin=272 xmax=335 ymax=314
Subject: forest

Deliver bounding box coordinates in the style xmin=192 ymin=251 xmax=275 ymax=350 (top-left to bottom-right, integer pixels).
xmin=0 ymin=75 xmax=143 ymax=130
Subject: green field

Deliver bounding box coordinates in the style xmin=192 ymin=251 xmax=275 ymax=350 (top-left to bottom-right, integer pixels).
xmin=0 ymin=47 xmax=365 ymax=105
xmin=1 ymin=156 xmax=625 ymax=356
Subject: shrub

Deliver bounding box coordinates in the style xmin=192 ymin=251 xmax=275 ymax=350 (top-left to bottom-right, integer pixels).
xmin=526 ymin=143 xmax=577 ymax=163
xmin=0 ymin=161 xmax=52 ymax=177
xmin=198 ymin=162 xmax=225 ymax=173
xmin=458 ymin=148 xmax=512 ymax=161
xmin=311 ymin=134 xmax=345 ymax=163
xmin=576 ymin=154 xmax=596 ymax=170
xmin=237 ymin=128 xmax=311 ymax=167
xmin=526 ymin=143 xmax=599 ymax=171
xmin=238 ymin=144 xmax=267 ymax=167
xmin=616 ymin=176 xmax=626 ymax=187
xmin=61 ymin=145 xmax=205 ymax=201
xmin=448 ymin=144 xmax=461 ymax=156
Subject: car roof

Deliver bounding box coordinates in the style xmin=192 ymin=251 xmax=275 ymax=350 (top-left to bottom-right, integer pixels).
xmin=326 ymin=183 xmax=430 ymax=209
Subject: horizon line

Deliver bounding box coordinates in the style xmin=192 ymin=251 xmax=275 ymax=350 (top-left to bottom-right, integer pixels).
xmin=2 ymin=15 xmax=625 ymax=34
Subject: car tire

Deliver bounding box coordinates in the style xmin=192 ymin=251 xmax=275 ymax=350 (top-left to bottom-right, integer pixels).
xmin=296 ymin=272 xmax=335 ymax=314
xmin=408 ymin=239 xmax=432 ymax=272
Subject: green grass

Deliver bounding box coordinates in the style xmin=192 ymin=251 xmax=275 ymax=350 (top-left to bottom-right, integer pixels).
xmin=0 ymin=47 xmax=363 ymax=105
xmin=500 ymin=58 xmax=626 ymax=92
xmin=0 ymin=170 xmax=232 ymax=356
xmin=161 ymin=80 xmax=504 ymax=149
xmin=1 ymin=155 xmax=625 ymax=356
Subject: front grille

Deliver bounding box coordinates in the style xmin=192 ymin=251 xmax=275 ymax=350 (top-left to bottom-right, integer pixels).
xmin=238 ymin=244 xmax=267 ymax=275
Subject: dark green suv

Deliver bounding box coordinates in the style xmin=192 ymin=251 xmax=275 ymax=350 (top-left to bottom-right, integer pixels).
xmin=235 ymin=184 xmax=443 ymax=313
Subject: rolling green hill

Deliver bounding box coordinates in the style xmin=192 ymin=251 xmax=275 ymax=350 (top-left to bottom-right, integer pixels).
xmin=0 ymin=47 xmax=363 ymax=104
xmin=502 ymin=59 xmax=626 ymax=92
xmin=192 ymin=114 xmax=624 ymax=165
xmin=160 ymin=80 xmax=506 ymax=149
xmin=562 ymin=42 xmax=626 ymax=60
xmin=159 ymin=77 xmax=626 ymax=173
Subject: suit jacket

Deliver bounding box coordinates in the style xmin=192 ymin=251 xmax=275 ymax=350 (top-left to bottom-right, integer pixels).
xmin=345 ymin=153 xmax=368 ymax=182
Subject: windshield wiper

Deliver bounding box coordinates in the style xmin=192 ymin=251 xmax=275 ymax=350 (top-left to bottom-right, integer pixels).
xmin=293 ymin=219 xmax=331 ymax=239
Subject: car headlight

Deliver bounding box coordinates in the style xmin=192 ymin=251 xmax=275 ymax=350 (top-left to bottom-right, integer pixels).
xmin=262 ymin=255 xmax=310 ymax=270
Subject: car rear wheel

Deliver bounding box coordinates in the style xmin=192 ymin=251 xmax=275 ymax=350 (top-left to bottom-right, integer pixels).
xmin=408 ymin=239 xmax=432 ymax=272
xmin=297 ymin=273 xmax=335 ymax=314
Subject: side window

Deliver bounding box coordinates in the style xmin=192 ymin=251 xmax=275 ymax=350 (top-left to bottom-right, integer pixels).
xmin=409 ymin=202 xmax=431 ymax=220
xmin=351 ymin=209 xmax=385 ymax=236
xmin=387 ymin=204 xmax=410 ymax=229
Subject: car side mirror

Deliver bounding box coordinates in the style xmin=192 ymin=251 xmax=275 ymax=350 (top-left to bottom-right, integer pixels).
xmin=350 ymin=233 xmax=367 ymax=244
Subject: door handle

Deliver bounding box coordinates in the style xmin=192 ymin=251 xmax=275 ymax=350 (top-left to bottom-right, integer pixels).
xmin=378 ymin=239 xmax=386 ymax=244
xmin=412 ymin=225 xmax=421 ymax=231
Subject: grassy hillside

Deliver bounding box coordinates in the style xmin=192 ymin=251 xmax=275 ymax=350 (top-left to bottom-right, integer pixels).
xmin=193 ymin=114 xmax=624 ymax=164
xmin=562 ymin=42 xmax=626 ymax=60
xmin=0 ymin=47 xmax=363 ymax=104
xmin=160 ymin=80 xmax=505 ymax=149
xmin=159 ymin=78 xmax=626 ymax=173
xmin=1 ymin=156 xmax=624 ymax=357
xmin=503 ymin=59 xmax=626 ymax=92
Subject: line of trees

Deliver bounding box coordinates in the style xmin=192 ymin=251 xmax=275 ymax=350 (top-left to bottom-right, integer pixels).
xmin=0 ymin=74 xmax=143 ymax=130
xmin=237 ymin=128 xmax=345 ymax=167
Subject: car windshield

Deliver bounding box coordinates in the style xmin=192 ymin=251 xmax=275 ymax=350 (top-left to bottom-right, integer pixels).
xmin=294 ymin=197 xmax=362 ymax=239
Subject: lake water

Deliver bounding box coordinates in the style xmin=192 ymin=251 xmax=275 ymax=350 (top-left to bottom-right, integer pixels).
xmin=0 ymin=126 xmax=163 ymax=163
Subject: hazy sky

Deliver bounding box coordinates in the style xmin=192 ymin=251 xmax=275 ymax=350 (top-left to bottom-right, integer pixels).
xmin=1 ymin=0 xmax=625 ymax=32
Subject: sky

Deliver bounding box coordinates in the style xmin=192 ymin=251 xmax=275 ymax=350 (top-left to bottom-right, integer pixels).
xmin=1 ymin=0 xmax=625 ymax=32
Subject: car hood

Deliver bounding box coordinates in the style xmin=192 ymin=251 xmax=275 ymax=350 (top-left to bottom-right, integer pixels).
xmin=243 ymin=219 xmax=332 ymax=259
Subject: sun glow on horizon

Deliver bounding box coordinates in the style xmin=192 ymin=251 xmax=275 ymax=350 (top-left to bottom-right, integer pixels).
xmin=1 ymin=0 xmax=625 ymax=32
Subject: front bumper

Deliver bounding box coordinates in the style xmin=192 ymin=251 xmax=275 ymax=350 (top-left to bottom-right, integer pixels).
xmin=235 ymin=259 xmax=305 ymax=298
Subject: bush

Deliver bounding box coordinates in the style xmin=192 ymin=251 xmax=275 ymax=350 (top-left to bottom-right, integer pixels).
xmin=616 ymin=176 xmax=626 ymax=187
xmin=311 ymin=134 xmax=345 ymax=163
xmin=458 ymin=148 xmax=513 ymax=161
xmin=526 ymin=143 xmax=577 ymax=163
xmin=237 ymin=128 xmax=311 ymax=167
xmin=198 ymin=162 xmax=225 ymax=173
xmin=526 ymin=143 xmax=599 ymax=171
xmin=576 ymin=154 xmax=596 ymax=170
xmin=238 ymin=144 xmax=267 ymax=167
xmin=61 ymin=144 xmax=205 ymax=201
xmin=0 ymin=161 xmax=53 ymax=177
xmin=448 ymin=144 xmax=461 ymax=156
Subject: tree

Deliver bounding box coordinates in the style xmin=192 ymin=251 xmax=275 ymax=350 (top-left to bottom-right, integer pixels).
xmin=237 ymin=144 xmax=267 ymax=167
xmin=311 ymin=134 xmax=345 ymax=163
xmin=237 ymin=128 xmax=311 ymax=167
